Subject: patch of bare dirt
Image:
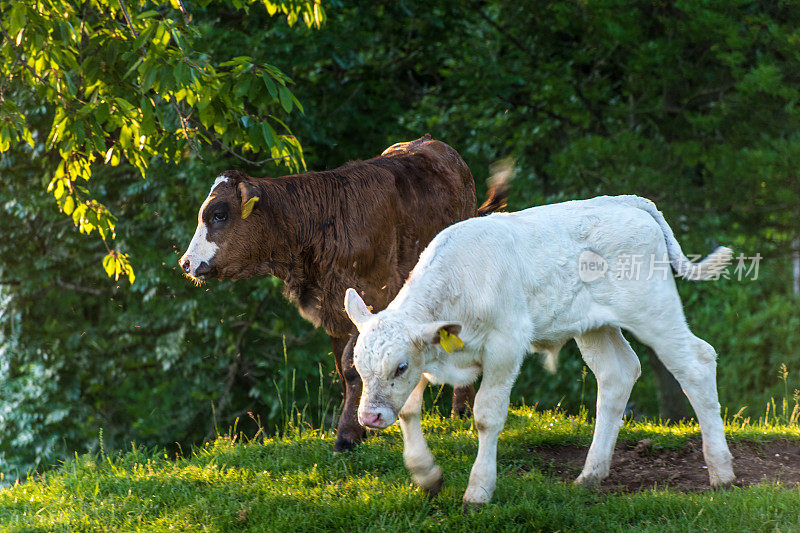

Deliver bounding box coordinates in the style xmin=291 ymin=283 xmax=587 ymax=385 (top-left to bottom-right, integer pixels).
xmin=529 ymin=438 xmax=800 ymax=492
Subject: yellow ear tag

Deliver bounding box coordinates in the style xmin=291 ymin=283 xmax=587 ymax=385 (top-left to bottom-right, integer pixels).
xmin=439 ymin=328 xmax=464 ymax=353
xmin=241 ymin=196 xmax=260 ymax=219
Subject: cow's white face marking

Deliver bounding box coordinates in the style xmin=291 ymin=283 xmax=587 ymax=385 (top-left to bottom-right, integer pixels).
xmin=180 ymin=176 xmax=229 ymax=277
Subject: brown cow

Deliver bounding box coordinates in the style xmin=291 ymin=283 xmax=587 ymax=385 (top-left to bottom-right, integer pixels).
xmin=179 ymin=136 xmax=509 ymax=452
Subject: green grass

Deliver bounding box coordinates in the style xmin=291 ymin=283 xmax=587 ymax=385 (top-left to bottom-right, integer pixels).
xmin=2 ymin=407 xmax=800 ymax=532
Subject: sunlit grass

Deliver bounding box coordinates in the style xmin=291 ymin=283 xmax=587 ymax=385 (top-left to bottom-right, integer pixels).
xmin=2 ymin=405 xmax=800 ymax=531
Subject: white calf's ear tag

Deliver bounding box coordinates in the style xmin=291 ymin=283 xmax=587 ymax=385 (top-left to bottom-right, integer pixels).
xmin=439 ymin=328 xmax=464 ymax=353
xmin=241 ymin=196 xmax=260 ymax=219
xmin=420 ymin=322 xmax=463 ymax=352
xmin=344 ymin=288 xmax=373 ymax=329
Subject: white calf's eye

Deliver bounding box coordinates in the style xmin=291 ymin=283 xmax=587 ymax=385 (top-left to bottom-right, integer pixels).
xmin=394 ymin=361 xmax=408 ymax=378
xmin=213 ymin=211 xmax=227 ymax=223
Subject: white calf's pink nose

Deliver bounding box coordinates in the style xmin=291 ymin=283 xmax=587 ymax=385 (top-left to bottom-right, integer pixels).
xmin=360 ymin=411 xmax=383 ymax=428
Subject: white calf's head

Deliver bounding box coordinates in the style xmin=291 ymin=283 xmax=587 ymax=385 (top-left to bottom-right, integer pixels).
xmin=344 ymin=288 xmax=462 ymax=429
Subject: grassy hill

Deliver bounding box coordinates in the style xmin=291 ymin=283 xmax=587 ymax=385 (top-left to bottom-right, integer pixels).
xmin=1 ymin=406 xmax=800 ymax=532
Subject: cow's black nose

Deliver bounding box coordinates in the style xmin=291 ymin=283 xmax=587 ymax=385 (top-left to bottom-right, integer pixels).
xmin=181 ymin=259 xmax=191 ymax=273
xmin=195 ymin=261 xmax=211 ymax=276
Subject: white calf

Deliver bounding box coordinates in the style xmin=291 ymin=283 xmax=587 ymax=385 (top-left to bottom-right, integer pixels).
xmin=344 ymin=195 xmax=734 ymax=509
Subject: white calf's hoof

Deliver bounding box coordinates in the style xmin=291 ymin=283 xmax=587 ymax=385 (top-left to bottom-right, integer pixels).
xmin=462 ymin=500 xmax=485 ymax=514
xmin=413 ymin=465 xmax=443 ymax=497
xmin=574 ymin=472 xmax=603 ymax=489
xmin=422 ymin=475 xmax=443 ymax=499
xmin=462 ymin=485 xmax=493 ymax=508
xmin=709 ymin=466 xmax=735 ymax=488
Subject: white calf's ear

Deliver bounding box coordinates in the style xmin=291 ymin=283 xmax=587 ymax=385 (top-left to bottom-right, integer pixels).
xmin=420 ymin=322 xmax=463 ymax=353
xmin=344 ymin=288 xmax=373 ymax=330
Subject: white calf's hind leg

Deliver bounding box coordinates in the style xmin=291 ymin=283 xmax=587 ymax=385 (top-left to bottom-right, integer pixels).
xmin=574 ymin=327 xmax=641 ymax=486
xmin=399 ymin=376 xmax=442 ymax=496
xmin=637 ymin=326 xmax=734 ymax=487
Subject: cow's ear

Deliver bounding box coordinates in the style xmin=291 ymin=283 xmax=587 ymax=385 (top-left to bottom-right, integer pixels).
xmin=238 ymin=182 xmax=261 ymax=219
xmin=419 ymin=322 xmax=463 ymax=353
xmin=344 ymin=288 xmax=373 ymax=330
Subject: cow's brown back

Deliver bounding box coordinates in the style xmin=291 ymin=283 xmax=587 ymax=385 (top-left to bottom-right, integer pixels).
xmin=255 ymin=136 xmax=477 ymax=336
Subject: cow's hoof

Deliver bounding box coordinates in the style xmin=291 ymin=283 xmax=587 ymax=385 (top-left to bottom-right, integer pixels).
xmin=462 ymin=500 xmax=485 ymax=514
xmin=450 ymin=406 xmax=471 ymax=419
xmin=333 ymin=435 xmax=359 ymax=454
xmin=422 ymin=475 xmax=444 ymax=499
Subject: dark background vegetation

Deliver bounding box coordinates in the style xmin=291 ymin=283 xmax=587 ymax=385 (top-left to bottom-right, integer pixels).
xmin=2 ymin=0 xmax=799 ymax=481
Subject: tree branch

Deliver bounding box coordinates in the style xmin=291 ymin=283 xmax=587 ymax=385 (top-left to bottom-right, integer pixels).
xmin=117 ymin=0 xmax=138 ymax=38
xmin=56 ymin=279 xmax=107 ymax=296
xmin=469 ymin=2 xmax=534 ymax=60
xmin=211 ymin=134 xmax=291 ymax=166
xmin=175 ymin=0 xmax=190 ymax=24
xmin=171 ymin=100 xmax=206 ymax=161
xmin=111 ymin=2 xmax=205 ymax=162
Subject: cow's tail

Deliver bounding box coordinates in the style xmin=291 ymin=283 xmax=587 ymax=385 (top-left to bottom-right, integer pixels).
xmin=620 ymin=195 xmax=733 ymax=281
xmin=477 ymin=158 xmax=514 ymax=216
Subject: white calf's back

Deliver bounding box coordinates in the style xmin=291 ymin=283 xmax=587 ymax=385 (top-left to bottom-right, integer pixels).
xmin=389 ymin=195 xmax=726 ymax=351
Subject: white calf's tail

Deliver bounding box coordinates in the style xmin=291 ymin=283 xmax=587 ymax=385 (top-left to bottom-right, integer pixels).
xmin=616 ymin=195 xmax=732 ymax=281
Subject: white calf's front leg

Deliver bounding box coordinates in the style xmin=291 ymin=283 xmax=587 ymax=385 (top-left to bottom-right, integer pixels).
xmin=575 ymin=327 xmax=641 ymax=486
xmin=462 ymin=365 xmax=516 ymax=510
xmin=399 ymin=376 xmax=442 ymax=496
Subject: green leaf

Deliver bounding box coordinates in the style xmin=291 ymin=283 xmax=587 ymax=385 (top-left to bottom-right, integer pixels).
xmin=140 ymin=100 xmax=155 ymax=135
xmin=278 ymin=85 xmax=293 ymax=113
xmin=119 ymin=126 xmax=132 ymax=150
xmin=262 ymin=73 xmax=278 ymax=100
xmin=261 ymin=123 xmax=278 ymax=148
xmin=173 ymin=61 xmax=190 ymax=85
xmin=219 ymin=56 xmax=251 ymax=68
xmin=132 ymin=24 xmax=156 ymax=50
xmin=141 ymin=64 xmax=159 ymax=93
xmin=291 ymin=94 xmax=304 ymax=115
xmin=114 ymin=98 xmax=135 ymax=115
xmin=233 ymin=77 xmax=251 ymax=98
xmin=0 ymin=127 xmax=9 ymax=153
xmin=94 ymin=103 xmax=110 ymax=124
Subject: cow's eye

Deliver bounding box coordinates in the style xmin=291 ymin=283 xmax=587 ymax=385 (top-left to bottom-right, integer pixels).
xmin=394 ymin=362 xmax=408 ymax=378
xmin=212 ymin=211 xmax=227 ymax=223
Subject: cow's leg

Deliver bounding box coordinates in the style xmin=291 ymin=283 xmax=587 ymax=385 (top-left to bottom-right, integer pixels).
xmin=333 ymin=333 xmax=366 ymax=453
xmin=631 ymin=321 xmax=734 ymax=487
xmin=330 ymin=335 xmax=349 ymax=399
xmin=462 ymin=353 xmax=517 ymax=510
xmin=399 ymin=375 xmax=442 ymax=496
xmin=574 ymin=326 xmax=641 ymax=486
xmin=451 ymin=384 xmax=475 ymax=418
